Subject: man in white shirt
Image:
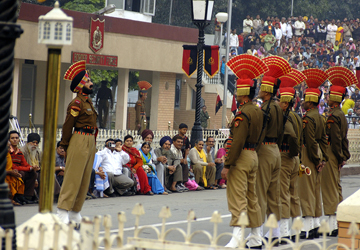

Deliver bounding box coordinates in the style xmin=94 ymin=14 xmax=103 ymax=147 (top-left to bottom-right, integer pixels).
xmin=286 ymin=18 xmax=293 ymax=41
xmin=293 ymin=16 xmax=305 ymax=37
xmin=274 ymin=22 xmax=282 ymax=47
xmin=96 ymin=139 xmax=135 ymax=197
xmin=170 ymin=135 xmax=190 ymax=191
xmin=253 ymin=15 xmax=261 ymax=30
xmin=280 ymin=17 xmax=287 ymax=38
xmin=229 ymin=29 xmax=239 ymax=54
xmin=243 ymin=15 xmax=253 ymax=34
xmin=326 ymin=19 xmax=338 ymax=46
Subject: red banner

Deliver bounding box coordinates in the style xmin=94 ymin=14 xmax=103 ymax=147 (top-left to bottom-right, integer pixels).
xmin=72 ymin=52 xmax=118 ymax=67
xmin=204 ymin=45 xmax=219 ymax=78
xmin=182 ymin=45 xmax=198 ymax=77
xmin=90 ymin=18 xmax=105 ymax=53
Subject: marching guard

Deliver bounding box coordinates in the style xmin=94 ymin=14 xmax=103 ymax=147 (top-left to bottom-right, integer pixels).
xmin=222 ymin=55 xmax=269 ymax=249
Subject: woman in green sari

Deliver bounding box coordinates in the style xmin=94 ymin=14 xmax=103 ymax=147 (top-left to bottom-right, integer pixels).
xmin=264 ymin=29 xmax=276 ymax=52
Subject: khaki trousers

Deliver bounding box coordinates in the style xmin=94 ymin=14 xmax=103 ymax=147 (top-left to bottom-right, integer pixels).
xmin=280 ymin=152 xmax=295 ymax=219
xmin=227 ymin=150 xmax=262 ymax=228
xmin=298 ymin=146 xmax=323 ymax=217
xmin=321 ymin=147 xmax=342 ymax=215
xmin=290 ymin=156 xmax=301 ymax=217
xmin=256 ymin=144 xmax=281 ymax=223
xmin=57 ymin=133 xmax=96 ymax=212
xmin=193 ymin=163 xmax=215 ymax=186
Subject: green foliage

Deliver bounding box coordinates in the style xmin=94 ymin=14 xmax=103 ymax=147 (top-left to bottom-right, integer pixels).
xmin=62 ymin=0 xmax=105 ymax=13
xmin=129 ymin=71 xmax=140 ymax=91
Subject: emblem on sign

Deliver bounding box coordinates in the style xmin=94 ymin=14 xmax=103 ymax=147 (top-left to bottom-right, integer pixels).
xmin=90 ymin=18 xmax=105 ymax=53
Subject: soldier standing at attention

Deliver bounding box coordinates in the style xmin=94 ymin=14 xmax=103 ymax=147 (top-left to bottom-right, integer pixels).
xmin=276 ymin=70 xmax=306 ymax=241
xmin=321 ymin=67 xmax=355 ymax=236
xmin=222 ymin=55 xmax=269 ymax=249
xmin=57 ymin=60 xmax=97 ymax=225
xmin=96 ymin=80 xmax=113 ymax=129
xmin=254 ymin=56 xmax=291 ymax=241
xmin=299 ymin=69 xmax=329 ymax=239
xmin=135 ymin=81 xmax=152 ymax=134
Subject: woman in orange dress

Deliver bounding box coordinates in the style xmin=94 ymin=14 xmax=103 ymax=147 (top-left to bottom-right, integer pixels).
xmin=122 ymin=135 xmax=153 ymax=195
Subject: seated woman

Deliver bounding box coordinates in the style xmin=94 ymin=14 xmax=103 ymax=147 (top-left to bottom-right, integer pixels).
xmin=188 ymin=139 xmax=217 ymax=189
xmin=122 ymin=135 xmax=153 ymax=195
xmin=139 ymin=142 xmax=168 ymax=195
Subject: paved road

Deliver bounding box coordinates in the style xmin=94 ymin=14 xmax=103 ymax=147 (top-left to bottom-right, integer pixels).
xmin=14 ymin=175 xmax=360 ymax=249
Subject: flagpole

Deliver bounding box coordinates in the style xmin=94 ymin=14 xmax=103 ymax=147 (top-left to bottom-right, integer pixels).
xmin=222 ymin=0 xmax=232 ymax=128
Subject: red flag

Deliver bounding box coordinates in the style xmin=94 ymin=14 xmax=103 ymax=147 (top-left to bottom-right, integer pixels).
xmin=215 ymin=94 xmax=223 ymax=114
xmin=231 ymin=95 xmax=237 ymax=115
xmin=204 ymin=45 xmax=220 ymax=78
xmin=182 ymin=45 xmax=197 ymax=77
xmin=356 ymin=67 xmax=360 ymax=89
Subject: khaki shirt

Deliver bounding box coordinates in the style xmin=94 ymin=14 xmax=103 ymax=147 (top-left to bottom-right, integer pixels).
xmin=302 ymin=108 xmax=328 ymax=165
xmin=225 ymin=101 xmax=263 ymax=168
xmin=283 ymin=111 xmax=303 ymax=158
xmin=60 ymin=93 xmax=97 ymax=148
xmin=259 ymin=100 xmax=284 ymax=147
xmin=326 ymin=106 xmax=351 ymax=164
xmin=135 ymin=100 xmax=145 ymax=126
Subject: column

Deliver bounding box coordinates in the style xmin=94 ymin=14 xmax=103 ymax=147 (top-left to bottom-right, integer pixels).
xmin=115 ymin=68 xmax=129 ymax=130
xmin=11 ymin=59 xmax=20 ymax=117
xmin=149 ymin=72 xmax=160 ymax=130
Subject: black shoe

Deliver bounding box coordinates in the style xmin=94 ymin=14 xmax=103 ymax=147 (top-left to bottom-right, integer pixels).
xmin=247 ymin=245 xmax=262 ymax=249
xmin=290 ymin=235 xmax=296 ymax=242
xmin=19 ymin=195 xmax=35 ymax=204
xmin=300 ymin=231 xmax=307 ymax=239
xmin=121 ymin=191 xmax=135 ymax=196
xmin=313 ymin=227 xmax=320 ymax=238
xmin=264 ymin=237 xmax=279 ymax=246
xmin=280 ymin=236 xmax=290 ymax=245
xmin=145 ymin=191 xmax=154 ymax=195
xmin=328 ymin=229 xmax=338 ymax=237
xmin=13 ymin=197 xmax=25 ymax=205
xmin=307 ymin=229 xmax=315 ymax=239
xmin=108 ymin=192 xmax=117 ymax=197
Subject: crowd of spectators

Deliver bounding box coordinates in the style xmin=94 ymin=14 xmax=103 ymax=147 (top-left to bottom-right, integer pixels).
xmin=6 ymin=123 xmax=228 ymax=206
xmin=219 ymin=15 xmax=360 ymax=126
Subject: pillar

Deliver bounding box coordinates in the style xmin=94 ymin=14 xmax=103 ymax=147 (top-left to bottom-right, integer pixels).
xmin=115 ymin=68 xmax=129 ymax=130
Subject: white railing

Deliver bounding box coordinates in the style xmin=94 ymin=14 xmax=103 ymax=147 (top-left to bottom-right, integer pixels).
xmin=19 ymin=128 xmax=360 ymax=165
xmin=10 ymin=204 xmax=360 ymax=250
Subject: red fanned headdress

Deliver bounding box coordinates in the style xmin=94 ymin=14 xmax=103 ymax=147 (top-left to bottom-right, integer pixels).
xmin=64 ymin=60 xmax=89 ymax=93
xmin=326 ymin=66 xmax=358 ymax=102
xmin=302 ymin=69 xmax=329 ymax=103
xmin=261 ymin=56 xmax=292 ymax=93
xmin=137 ymin=81 xmax=152 ymax=93
xmin=226 ymin=55 xmax=269 ymax=96
xmin=279 ymin=69 xmax=307 ymax=102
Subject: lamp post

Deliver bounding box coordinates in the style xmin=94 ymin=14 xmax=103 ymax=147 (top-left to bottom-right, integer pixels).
xmin=0 ymin=0 xmax=23 ymax=248
xmin=190 ymin=0 xmax=214 ymax=146
xmin=215 ymin=12 xmax=228 ymax=87
xmin=38 ymin=1 xmax=73 ymax=212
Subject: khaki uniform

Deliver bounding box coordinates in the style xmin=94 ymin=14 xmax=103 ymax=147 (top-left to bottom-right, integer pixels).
xmin=256 ymin=100 xmax=283 ymax=223
xmin=299 ymin=108 xmax=328 ymax=217
xmin=280 ymin=111 xmax=303 ymax=219
xmin=135 ymin=100 xmax=146 ymax=133
xmin=58 ymin=93 xmax=97 ymax=212
xmin=225 ymin=101 xmax=263 ymax=228
xmin=321 ymin=106 xmax=350 ymax=215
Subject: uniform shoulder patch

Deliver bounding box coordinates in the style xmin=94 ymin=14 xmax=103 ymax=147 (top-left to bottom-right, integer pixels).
xmin=303 ymin=120 xmax=308 ymax=123
xmin=70 ymin=109 xmax=79 ymax=117
xmin=75 ymin=99 xmax=81 ymax=105
xmin=327 ymin=120 xmax=335 ymax=123
xmin=233 ymin=116 xmax=243 ymax=127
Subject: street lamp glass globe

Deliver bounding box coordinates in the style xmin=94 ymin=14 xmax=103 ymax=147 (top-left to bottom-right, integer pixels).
xmin=215 ymin=12 xmax=228 ymax=23
xmin=191 ymin=0 xmax=214 ymax=23
xmin=38 ymin=1 xmax=73 ymax=47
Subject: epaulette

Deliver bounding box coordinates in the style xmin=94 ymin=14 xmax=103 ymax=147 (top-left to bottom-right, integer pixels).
xmin=75 ymin=99 xmax=81 ymax=105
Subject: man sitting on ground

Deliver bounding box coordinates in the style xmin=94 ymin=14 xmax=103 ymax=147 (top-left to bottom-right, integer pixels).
xmin=171 ymin=135 xmax=190 ymax=191
xmin=21 ymin=133 xmax=60 ymax=201
xmin=175 ymin=123 xmax=191 ymax=184
xmin=95 ymin=138 xmax=135 ymax=197
xmin=189 ymin=139 xmax=217 ymax=189
xmin=203 ymin=136 xmax=224 ymax=188
xmin=8 ymin=131 xmax=38 ymax=204
xmin=154 ymin=136 xmax=183 ymax=193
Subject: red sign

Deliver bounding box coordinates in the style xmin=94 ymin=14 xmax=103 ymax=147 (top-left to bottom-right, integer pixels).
xmin=90 ymin=18 xmax=105 ymax=53
xmin=72 ymin=52 xmax=118 ymax=67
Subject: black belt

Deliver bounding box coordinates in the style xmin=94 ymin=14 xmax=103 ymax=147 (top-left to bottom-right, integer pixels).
xmin=263 ymin=137 xmax=277 ymax=143
xmin=74 ymin=127 xmax=95 ymax=134
xmin=243 ymin=142 xmax=257 ymax=149
xmin=280 ymin=144 xmax=290 ymax=151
